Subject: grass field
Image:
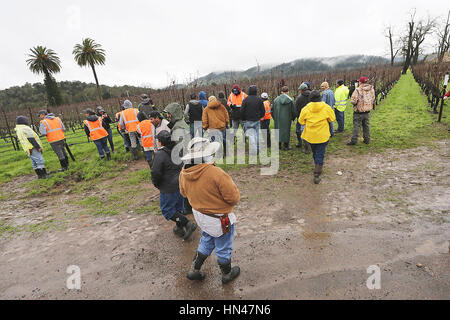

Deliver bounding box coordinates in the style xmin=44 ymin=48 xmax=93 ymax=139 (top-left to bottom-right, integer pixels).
xmin=1 ymin=71 xmax=448 ymax=193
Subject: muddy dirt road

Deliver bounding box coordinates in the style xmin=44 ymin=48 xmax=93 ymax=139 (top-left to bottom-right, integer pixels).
xmin=1 ymin=141 xmax=449 ymax=299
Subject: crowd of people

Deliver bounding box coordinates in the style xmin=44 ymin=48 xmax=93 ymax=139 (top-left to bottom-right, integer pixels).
xmin=13 ymin=76 xmax=376 ymax=284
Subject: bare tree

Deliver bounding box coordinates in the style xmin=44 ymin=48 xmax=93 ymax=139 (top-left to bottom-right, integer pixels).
xmin=436 ymin=10 xmax=450 ymax=62
xmin=411 ymin=16 xmax=436 ymax=65
xmin=384 ymin=25 xmax=401 ymax=66
xmin=401 ymin=10 xmax=416 ymax=74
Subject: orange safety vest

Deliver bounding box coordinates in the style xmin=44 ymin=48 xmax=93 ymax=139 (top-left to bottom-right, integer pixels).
xmin=84 ymin=118 xmax=109 ymax=141
xmin=121 ymin=108 xmax=139 ymax=132
xmin=136 ymin=120 xmax=154 ymax=148
xmin=115 ymin=112 xmax=123 ymax=130
xmin=41 ymin=117 xmax=65 ymax=143
xmin=261 ymin=100 xmax=272 ymax=121
xmin=227 ymin=92 xmax=247 ymax=107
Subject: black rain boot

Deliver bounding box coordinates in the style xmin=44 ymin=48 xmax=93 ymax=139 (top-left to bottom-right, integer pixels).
xmin=187 ymin=252 xmax=209 ymax=281
xmin=58 ymin=159 xmax=66 ymax=172
xmin=131 ymin=148 xmax=139 ymax=160
xmin=183 ymin=220 xmax=197 ymax=240
xmin=106 ymin=152 xmax=111 ymax=161
xmin=173 ymin=225 xmax=185 ymax=237
xmin=283 ymin=143 xmax=292 ymax=151
xmin=35 ymin=169 xmax=42 ymax=179
xmin=314 ymin=164 xmax=323 ymax=184
xmin=219 ymin=261 xmax=240 ymax=284
xmin=147 ymin=160 xmax=152 ymax=169
xmin=42 ymin=168 xmax=52 ymax=178
xmin=125 ymin=147 xmax=130 ymax=152
xmin=63 ymin=157 xmax=69 ymax=170
xmin=296 ymin=134 xmax=302 ymax=148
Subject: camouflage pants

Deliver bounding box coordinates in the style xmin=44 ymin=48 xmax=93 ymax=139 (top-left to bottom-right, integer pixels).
xmin=351 ymin=112 xmax=370 ymax=143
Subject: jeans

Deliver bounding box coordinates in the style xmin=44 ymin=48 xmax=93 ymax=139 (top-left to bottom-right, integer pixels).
xmin=232 ymin=119 xmax=245 ymax=140
xmin=198 ymin=224 xmax=235 ymax=264
xmin=260 ymin=119 xmax=271 ymax=147
xmin=50 ymin=140 xmax=68 ymax=161
xmin=160 ymin=191 xmax=184 ymax=220
xmin=29 ymin=148 xmax=45 ymax=170
xmin=190 ymin=122 xmax=203 ymax=138
xmin=245 ymin=120 xmax=260 ymax=155
xmin=144 ymin=150 xmax=154 ymax=162
xmin=310 ymin=141 xmax=329 ymax=165
xmin=351 ymin=112 xmax=370 ymax=143
xmin=106 ymin=128 xmax=114 ymax=151
xmin=123 ymin=132 xmax=131 ymax=148
xmin=335 ymin=109 xmax=345 ymax=132
xmin=93 ymin=137 xmax=110 ymax=157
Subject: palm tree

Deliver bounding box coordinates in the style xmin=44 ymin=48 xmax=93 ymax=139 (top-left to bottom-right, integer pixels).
xmin=73 ymin=38 xmax=106 ymax=101
xmin=26 ymin=46 xmax=63 ymax=106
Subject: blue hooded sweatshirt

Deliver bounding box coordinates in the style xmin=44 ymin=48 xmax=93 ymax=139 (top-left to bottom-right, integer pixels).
xmin=198 ymin=91 xmax=208 ymax=109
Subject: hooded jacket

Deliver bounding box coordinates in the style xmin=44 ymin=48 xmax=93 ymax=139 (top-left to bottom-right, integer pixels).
xmin=151 ymin=146 xmax=183 ymax=193
xmin=202 ymin=99 xmax=230 ymax=130
xmin=164 ymin=103 xmax=190 ymax=155
xmin=15 ymin=124 xmax=43 ymax=156
xmin=299 ymin=101 xmax=336 ymax=144
xmin=295 ymin=89 xmax=311 ymax=117
xmin=198 ymin=91 xmax=208 ymax=109
xmin=272 ymin=93 xmax=296 ymax=143
xmin=179 ymin=163 xmax=240 ymax=215
xmin=351 ymin=83 xmax=375 ymax=113
xmin=240 ymin=86 xmax=266 ymax=122
xmin=227 ymin=85 xmax=248 ymax=120
xmin=184 ymin=99 xmax=203 ymax=123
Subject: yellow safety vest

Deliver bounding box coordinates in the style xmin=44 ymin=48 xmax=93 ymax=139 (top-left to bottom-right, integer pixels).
xmin=15 ymin=124 xmax=43 ymax=156
xmin=334 ymin=85 xmax=350 ymax=112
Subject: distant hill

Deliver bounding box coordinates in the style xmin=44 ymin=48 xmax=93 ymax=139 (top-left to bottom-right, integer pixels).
xmin=195 ymin=55 xmax=390 ymax=85
xmin=0 ymin=81 xmax=150 ymax=112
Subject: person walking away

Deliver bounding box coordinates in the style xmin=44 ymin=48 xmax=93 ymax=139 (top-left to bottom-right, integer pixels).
xmin=137 ymin=111 xmax=155 ymax=168
xmin=96 ymin=106 xmax=115 ymax=153
xmin=38 ymin=110 xmax=69 ymax=171
xmin=151 ymin=130 xmax=197 ymax=240
xmin=299 ymin=90 xmax=336 ymax=184
xmin=260 ymin=92 xmax=272 ymax=148
xmin=164 ymin=103 xmax=193 ymax=215
xmin=321 ymin=82 xmax=336 ymax=138
xmin=119 ymin=99 xmax=141 ymax=160
xmin=15 ymin=116 xmax=50 ymax=179
xmin=334 ymin=80 xmax=349 ymax=133
xmin=272 ymin=86 xmax=296 ymax=150
xmin=198 ymin=91 xmax=208 ymax=109
xmin=116 ymin=106 xmax=131 ymax=152
xmin=347 ymin=77 xmax=375 ymax=145
xmin=240 ymin=85 xmax=266 ymax=155
xmin=295 ymin=83 xmax=311 ymax=153
xmin=149 ymin=111 xmax=171 ymax=152
xmin=185 ymin=93 xmax=204 ymax=138
xmin=218 ymin=92 xmax=232 ymax=128
xmin=83 ymin=109 xmax=111 ymax=160
xmin=138 ymin=94 xmax=153 ymax=117
xmin=179 ymin=137 xmax=241 ymax=284
xmin=202 ymin=96 xmax=229 ymax=154
xmin=227 ymin=85 xmax=248 ymax=141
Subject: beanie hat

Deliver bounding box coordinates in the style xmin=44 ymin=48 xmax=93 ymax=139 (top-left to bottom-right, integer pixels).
xmin=83 ymin=108 xmax=96 ymax=115
xmin=309 ymin=90 xmax=322 ymax=102
xmin=208 ymin=96 xmax=217 ymax=102
xmin=16 ymin=116 xmax=29 ymax=125
xmin=38 ymin=109 xmax=48 ymax=116
xmin=123 ymin=100 xmax=132 ymax=108
xmin=218 ymin=91 xmax=225 ymax=99
xmin=304 ymin=82 xmax=311 ymax=89
xmin=337 ymin=79 xmax=344 ymax=86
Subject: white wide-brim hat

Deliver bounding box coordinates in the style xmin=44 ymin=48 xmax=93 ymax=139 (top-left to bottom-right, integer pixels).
xmin=181 ymin=137 xmax=221 ymax=161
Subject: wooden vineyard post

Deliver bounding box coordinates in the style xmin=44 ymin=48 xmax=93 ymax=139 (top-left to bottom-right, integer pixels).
xmin=28 ymin=107 xmax=37 ymax=132
xmin=438 ymin=74 xmax=448 ymax=123
xmin=1 ymin=107 xmax=17 ymax=151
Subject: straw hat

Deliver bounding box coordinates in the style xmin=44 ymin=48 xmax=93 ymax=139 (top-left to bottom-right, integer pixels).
xmin=181 ymin=137 xmax=221 ymax=161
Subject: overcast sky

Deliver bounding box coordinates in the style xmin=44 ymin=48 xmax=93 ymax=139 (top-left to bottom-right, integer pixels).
xmin=0 ymin=0 xmax=446 ymax=90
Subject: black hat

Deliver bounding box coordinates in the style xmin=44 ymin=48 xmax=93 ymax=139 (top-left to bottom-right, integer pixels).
xmin=16 ymin=116 xmax=29 ymax=125
xmin=190 ymin=93 xmax=196 ymax=100
xmin=83 ymin=108 xmax=96 ymax=115
xmin=336 ymin=80 xmax=344 ymax=86
xmin=309 ymin=90 xmax=322 ymax=102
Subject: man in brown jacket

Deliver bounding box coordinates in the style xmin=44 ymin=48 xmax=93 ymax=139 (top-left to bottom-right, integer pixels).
xmin=347 ymin=77 xmax=375 ymax=145
xmin=202 ymin=96 xmax=230 ymax=153
xmin=179 ymin=137 xmax=241 ymax=284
